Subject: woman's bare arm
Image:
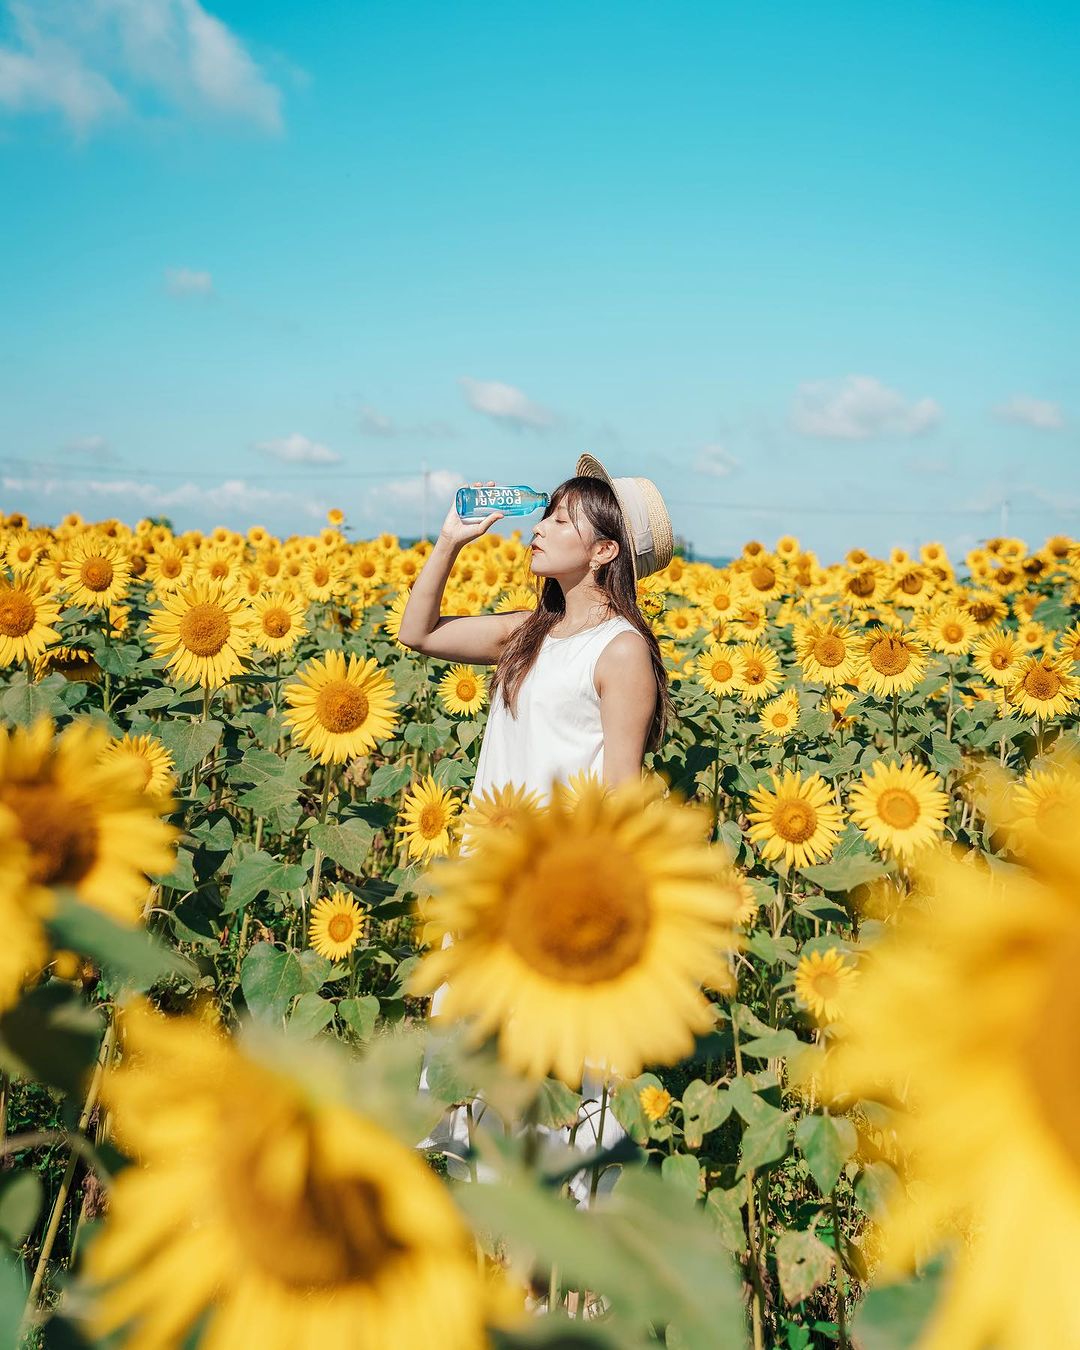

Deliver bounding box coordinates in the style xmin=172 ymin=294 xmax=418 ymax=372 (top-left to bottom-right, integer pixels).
xmin=397 ymin=480 xmax=531 ymax=665
xmin=595 ymin=631 xmax=656 ymax=789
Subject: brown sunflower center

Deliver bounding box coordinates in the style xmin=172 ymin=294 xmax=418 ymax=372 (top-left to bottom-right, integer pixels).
xmin=0 ymin=590 xmax=36 ymax=638
xmin=503 ymin=841 xmax=651 ymax=984
xmin=456 ymin=678 xmax=477 ymax=700
xmin=4 ymin=783 xmax=99 ymax=886
xmin=810 ymin=970 xmax=840 ymax=1001
xmin=264 ymin=556 xmax=282 ymax=576
xmin=773 ymin=799 xmax=818 ymax=843
xmin=898 ymin=572 xmax=924 ymax=595
xmin=161 ymin=557 xmax=182 ymax=578
xmin=990 ymin=649 xmax=1011 ymax=670
xmin=419 ymin=804 xmax=446 ymax=837
xmin=312 ymin=565 xmax=331 ymax=587
xmin=80 ymin=557 xmax=114 ymax=592
xmin=770 ymin=711 xmax=792 ymax=728
xmin=711 ymin=658 xmax=734 ymax=682
xmin=328 ymin=913 xmax=356 ymax=944
xmin=750 ymin=565 xmax=775 ymax=591
xmin=942 ymin=623 xmax=964 ymax=643
xmin=812 ymin=635 xmax=846 ymax=668
xmin=315 ymin=681 xmax=370 ymax=734
xmin=221 ymin=1111 xmax=405 ymax=1288
xmin=868 ymin=637 xmax=911 ymax=676
xmin=262 ymin=607 xmax=292 ymax=638
xmin=849 ymin=570 xmax=877 ymax=598
xmin=876 ymin=787 xmax=919 ymax=829
xmin=179 ymin=603 xmax=231 ymax=657
xmin=743 ymin=660 xmax=766 ymax=685
xmin=1024 ymin=666 xmax=1061 ymax=701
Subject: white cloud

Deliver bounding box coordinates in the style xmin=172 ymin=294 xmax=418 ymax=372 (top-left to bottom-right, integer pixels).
xmin=458 ymin=377 xmax=555 ymax=431
xmin=694 ymin=444 xmax=740 ymax=477
xmin=252 ymin=432 xmax=341 ymax=465
xmin=355 ymin=467 xmax=462 ymax=519
xmin=357 ymin=403 xmax=456 ymax=439
xmin=0 ymin=0 xmax=284 ymax=137
xmin=165 ymin=265 xmax=213 ymax=296
xmin=2 ymin=471 xmax=326 ymax=521
xmin=993 ymin=395 xmax=1065 ymax=431
xmin=61 ymin=433 xmax=116 ymax=461
xmin=791 ymin=375 xmax=941 ymax=440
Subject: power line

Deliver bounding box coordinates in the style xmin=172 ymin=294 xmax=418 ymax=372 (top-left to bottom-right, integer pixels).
xmin=0 ymin=458 xmax=415 ymax=483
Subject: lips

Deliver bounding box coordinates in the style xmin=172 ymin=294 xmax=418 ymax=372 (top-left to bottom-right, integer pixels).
xmin=532 ymin=544 xmax=544 ymax=553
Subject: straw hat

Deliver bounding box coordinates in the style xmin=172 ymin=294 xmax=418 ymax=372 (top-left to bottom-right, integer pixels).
xmin=575 ymin=453 xmax=674 ymax=581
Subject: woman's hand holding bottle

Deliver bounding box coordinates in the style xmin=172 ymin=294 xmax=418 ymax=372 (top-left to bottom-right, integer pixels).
xmin=438 ymin=480 xmax=505 ymax=547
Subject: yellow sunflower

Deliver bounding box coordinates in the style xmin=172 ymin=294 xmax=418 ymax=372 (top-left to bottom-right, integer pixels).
xmin=972 ymin=626 xmax=1024 ymax=688
xmin=101 ymin=732 xmax=176 ymax=800
xmin=1008 ymin=763 xmax=1080 ymax=856
xmin=796 ymin=620 xmax=859 ymax=687
xmin=0 ymin=813 xmax=43 ymax=1013
xmin=437 ymin=664 xmax=488 ymax=716
xmin=494 ymin=586 xmax=539 ymax=613
xmin=853 ymin=624 xmax=928 ymax=699
xmin=80 ymin=1000 xmax=495 ymax=1350
xmin=746 ymin=770 xmax=844 ymax=870
xmin=695 ymin=643 xmax=742 ymax=697
xmin=308 ymin=889 xmax=367 ymax=960
xmin=147 ymin=581 xmax=256 ymax=690
xmin=251 ymin=589 xmax=308 ymax=656
xmin=733 ymin=641 xmax=783 ymax=702
xmin=847 ymin=758 xmax=949 ymax=859
xmin=0 ymin=717 xmax=177 ymax=921
xmin=757 ymin=690 xmax=801 ymax=740
xmin=409 ymin=775 xmax=740 ymax=1087
xmin=0 ymin=578 xmax=62 ymax=666
xmin=301 ymin=552 xmax=348 ymax=604
xmin=457 ymin=781 xmax=545 ymax=856
xmin=382 ymin=591 xmax=411 ymax=645
xmin=397 ymin=774 xmax=462 ymax=862
xmin=824 ymin=688 xmax=857 ymax=732
xmin=639 ymin=1085 xmax=673 ymax=1122
xmin=922 ymin=604 xmax=977 ymax=656
xmin=284 ymin=651 xmax=399 ymax=765
xmin=1008 ymin=654 xmax=1078 ymax=720
xmin=59 ymin=535 xmax=132 ymax=608
xmin=820 ymin=819 xmax=1080 ymax=1350
xmin=793 ymin=947 xmax=856 ymax=1024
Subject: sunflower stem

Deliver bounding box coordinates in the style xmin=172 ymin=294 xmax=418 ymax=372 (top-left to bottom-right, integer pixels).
xmin=306 ymin=762 xmax=336 ymax=927
xmin=890 ymin=690 xmax=899 ymax=753
xmin=733 ymin=1016 xmax=766 ymax=1350
xmin=588 ymin=1081 xmax=610 ymax=1206
xmin=945 ymin=655 xmax=955 ymax=740
xmin=21 ymin=1011 xmax=116 ymax=1334
xmin=831 ymin=1186 xmax=851 ymax=1350
xmin=710 ymin=700 xmax=723 ymax=842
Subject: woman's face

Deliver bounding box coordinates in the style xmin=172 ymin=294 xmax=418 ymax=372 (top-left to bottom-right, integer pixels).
xmin=529 ymin=495 xmax=595 ymax=576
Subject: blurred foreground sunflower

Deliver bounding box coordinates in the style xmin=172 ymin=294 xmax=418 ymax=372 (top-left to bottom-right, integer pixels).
xmin=80 ymin=1001 xmax=497 ymax=1350
xmin=822 ymin=788 xmax=1080 ymax=1349
xmin=0 ymin=717 xmax=177 ymax=921
xmin=409 ymin=775 xmax=740 ymax=1087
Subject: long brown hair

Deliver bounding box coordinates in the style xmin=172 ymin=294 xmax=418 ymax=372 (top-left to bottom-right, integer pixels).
xmin=489 ymin=475 xmax=674 ymax=755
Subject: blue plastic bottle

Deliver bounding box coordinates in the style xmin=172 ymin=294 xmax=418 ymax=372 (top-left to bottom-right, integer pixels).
xmin=455 ymin=485 xmax=550 ymax=521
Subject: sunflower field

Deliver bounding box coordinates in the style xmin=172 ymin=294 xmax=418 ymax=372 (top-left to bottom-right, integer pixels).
xmin=1 ymin=509 xmax=1079 ymax=1350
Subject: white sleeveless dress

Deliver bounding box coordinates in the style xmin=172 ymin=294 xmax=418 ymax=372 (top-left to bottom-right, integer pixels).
xmin=419 ymin=615 xmax=641 ymax=1199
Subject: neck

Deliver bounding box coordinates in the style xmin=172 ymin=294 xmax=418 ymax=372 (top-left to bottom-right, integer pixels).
xmin=555 ymin=573 xmax=614 ymax=628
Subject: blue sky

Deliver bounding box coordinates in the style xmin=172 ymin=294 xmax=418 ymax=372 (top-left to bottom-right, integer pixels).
xmin=1 ymin=0 xmax=1077 ymax=563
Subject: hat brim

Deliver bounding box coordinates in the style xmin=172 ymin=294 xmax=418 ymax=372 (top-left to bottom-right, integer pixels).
xmin=575 ymin=452 xmax=674 ymax=579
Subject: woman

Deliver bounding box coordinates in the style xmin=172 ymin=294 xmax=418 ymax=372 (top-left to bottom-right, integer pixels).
xmin=400 ymin=453 xmax=676 ymax=1201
